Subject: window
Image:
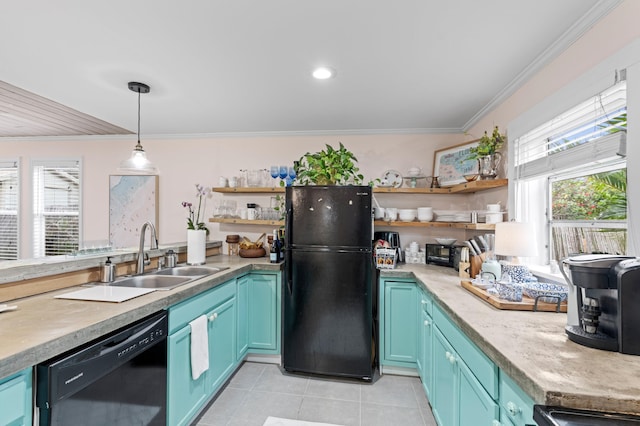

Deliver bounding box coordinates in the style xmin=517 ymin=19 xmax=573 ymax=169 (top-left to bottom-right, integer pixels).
xmin=32 ymin=160 xmax=81 ymax=257
xmin=513 ymin=80 xmax=627 ymax=263
xmin=0 ymin=161 xmax=19 ymax=261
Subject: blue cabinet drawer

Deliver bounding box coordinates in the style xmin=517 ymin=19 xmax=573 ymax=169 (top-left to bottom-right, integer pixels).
xmin=0 ymin=368 xmax=32 ymax=426
xmin=433 ymin=304 xmax=498 ymax=399
xmin=499 ymin=372 xmax=535 ymax=425
xmin=169 ymin=279 xmax=236 ymax=333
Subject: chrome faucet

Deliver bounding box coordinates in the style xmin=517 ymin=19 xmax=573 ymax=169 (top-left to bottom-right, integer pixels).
xmin=137 ymin=221 xmax=158 ymax=274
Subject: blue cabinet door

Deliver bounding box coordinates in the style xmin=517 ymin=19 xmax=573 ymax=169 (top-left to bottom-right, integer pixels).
xmin=458 ymin=356 xmax=499 ymax=426
xmin=208 ymin=296 xmax=237 ymax=394
xmin=421 ymin=309 xmax=434 ymax=400
xmin=432 ymin=326 xmax=457 ymax=426
xmin=0 ymin=368 xmax=32 ymax=426
xmin=382 ymin=281 xmax=418 ymax=366
xmin=248 ymin=272 xmax=280 ymax=352
xmin=167 ymin=325 xmax=207 ymax=426
xmin=236 ymin=275 xmax=250 ymax=360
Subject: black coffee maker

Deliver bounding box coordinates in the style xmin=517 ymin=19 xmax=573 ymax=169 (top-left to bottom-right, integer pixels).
xmin=562 ymin=254 xmax=640 ymax=355
xmin=373 ymin=231 xmax=403 ymax=263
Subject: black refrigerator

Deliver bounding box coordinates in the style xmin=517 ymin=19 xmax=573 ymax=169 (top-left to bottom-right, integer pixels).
xmin=283 ymin=185 xmax=377 ymax=381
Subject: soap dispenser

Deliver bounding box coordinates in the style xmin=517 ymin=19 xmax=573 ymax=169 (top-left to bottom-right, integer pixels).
xmin=100 ymin=257 xmax=117 ymax=283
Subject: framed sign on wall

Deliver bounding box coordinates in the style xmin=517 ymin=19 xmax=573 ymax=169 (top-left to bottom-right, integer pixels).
xmin=109 ymin=175 xmax=159 ymax=249
xmin=433 ymin=140 xmax=479 ymax=186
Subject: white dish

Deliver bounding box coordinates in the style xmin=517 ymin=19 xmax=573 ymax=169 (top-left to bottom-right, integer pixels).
xmin=55 ymin=286 xmax=156 ymax=303
xmin=435 ymin=238 xmax=456 ymax=245
xmin=381 ymin=170 xmax=403 ymax=188
xmin=0 ymin=304 xmax=18 ymax=313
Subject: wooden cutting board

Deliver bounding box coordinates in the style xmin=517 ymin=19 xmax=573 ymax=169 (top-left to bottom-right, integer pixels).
xmin=461 ymin=280 xmax=567 ymax=313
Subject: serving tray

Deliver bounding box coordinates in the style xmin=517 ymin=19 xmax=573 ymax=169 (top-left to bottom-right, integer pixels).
xmin=461 ymin=280 xmax=567 ymax=313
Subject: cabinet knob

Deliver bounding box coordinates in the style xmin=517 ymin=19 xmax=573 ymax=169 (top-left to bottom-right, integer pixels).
xmin=445 ymin=351 xmax=456 ymax=365
xmin=506 ymin=401 xmax=521 ymax=416
xmin=492 ymin=420 xmax=501 ymax=426
xmin=421 ymin=300 xmax=428 ymax=305
xmin=208 ymin=312 xmax=218 ymax=322
xmin=424 ymin=320 xmax=431 ymax=326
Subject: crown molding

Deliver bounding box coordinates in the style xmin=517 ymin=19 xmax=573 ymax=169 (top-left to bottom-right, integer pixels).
xmin=462 ymin=0 xmax=623 ymax=131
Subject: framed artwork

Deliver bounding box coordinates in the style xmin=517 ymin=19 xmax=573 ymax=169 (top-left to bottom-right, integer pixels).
xmin=433 ymin=140 xmax=479 ymax=186
xmin=109 ymin=175 xmax=159 ymax=249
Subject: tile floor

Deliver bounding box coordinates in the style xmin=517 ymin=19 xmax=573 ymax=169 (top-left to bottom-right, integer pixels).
xmin=194 ymin=362 xmax=437 ymax=426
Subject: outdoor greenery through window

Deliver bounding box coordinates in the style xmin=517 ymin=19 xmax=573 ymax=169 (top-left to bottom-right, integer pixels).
xmin=514 ymin=78 xmax=627 ymax=264
xmin=32 ymin=160 xmax=81 ymax=257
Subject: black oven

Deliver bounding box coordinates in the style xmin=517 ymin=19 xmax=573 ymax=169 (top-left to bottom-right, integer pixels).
xmin=36 ymin=311 xmax=168 ymax=426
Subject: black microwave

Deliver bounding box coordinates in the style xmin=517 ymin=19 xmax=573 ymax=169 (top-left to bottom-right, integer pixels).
xmin=425 ymin=244 xmax=461 ymax=269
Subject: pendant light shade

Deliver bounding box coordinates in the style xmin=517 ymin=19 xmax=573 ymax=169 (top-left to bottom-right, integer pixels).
xmin=118 ymin=82 xmax=158 ymax=174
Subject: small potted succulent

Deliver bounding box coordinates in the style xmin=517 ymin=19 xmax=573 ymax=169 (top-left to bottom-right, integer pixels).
xmin=294 ymin=142 xmax=364 ymax=185
xmin=467 ymin=126 xmax=506 ymax=179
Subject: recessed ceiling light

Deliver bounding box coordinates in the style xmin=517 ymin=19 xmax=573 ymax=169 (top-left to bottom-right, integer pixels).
xmin=312 ymin=67 xmax=336 ymax=80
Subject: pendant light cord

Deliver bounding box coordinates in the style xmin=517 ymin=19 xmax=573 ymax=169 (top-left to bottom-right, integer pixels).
xmin=137 ymin=89 xmax=141 ymax=145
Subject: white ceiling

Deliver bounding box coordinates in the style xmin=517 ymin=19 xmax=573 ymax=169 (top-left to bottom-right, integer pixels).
xmin=0 ymin=0 xmax=620 ymax=138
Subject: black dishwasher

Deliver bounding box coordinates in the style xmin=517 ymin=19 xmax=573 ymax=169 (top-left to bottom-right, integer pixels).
xmin=534 ymin=405 xmax=640 ymax=425
xmin=36 ymin=311 xmax=168 ymax=426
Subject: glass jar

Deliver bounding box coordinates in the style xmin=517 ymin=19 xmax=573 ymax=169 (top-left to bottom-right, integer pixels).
xmin=247 ymin=203 xmax=257 ymax=220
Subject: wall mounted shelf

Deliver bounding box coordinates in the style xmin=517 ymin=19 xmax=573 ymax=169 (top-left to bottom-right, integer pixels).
xmin=208 ymin=218 xmax=284 ymax=226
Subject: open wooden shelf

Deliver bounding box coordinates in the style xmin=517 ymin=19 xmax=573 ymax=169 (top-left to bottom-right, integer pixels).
xmin=373 ymin=220 xmax=496 ymax=230
xmin=208 ymin=218 xmax=284 ymax=226
xmin=211 ymin=179 xmax=507 ymax=194
xmin=373 ymin=178 xmax=507 ymax=194
xmin=212 ymin=187 xmax=285 ymax=193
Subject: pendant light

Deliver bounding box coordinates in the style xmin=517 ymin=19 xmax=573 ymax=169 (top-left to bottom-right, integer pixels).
xmin=118 ymin=81 xmax=158 ymax=174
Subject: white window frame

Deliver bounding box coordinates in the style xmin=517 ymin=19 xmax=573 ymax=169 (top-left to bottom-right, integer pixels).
xmin=507 ymin=38 xmax=640 ymax=265
xmin=31 ymin=158 xmax=82 ymax=258
xmin=0 ymin=159 xmax=20 ymax=261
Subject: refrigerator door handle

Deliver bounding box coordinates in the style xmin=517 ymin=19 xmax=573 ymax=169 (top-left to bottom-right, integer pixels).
xmin=285 ymin=206 xmax=293 ymax=295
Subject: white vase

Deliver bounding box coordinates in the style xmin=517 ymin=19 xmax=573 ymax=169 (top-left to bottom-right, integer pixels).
xmin=187 ymin=229 xmax=206 ymax=265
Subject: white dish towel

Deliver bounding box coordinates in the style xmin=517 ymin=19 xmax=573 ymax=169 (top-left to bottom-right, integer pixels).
xmin=189 ymin=315 xmax=209 ymax=380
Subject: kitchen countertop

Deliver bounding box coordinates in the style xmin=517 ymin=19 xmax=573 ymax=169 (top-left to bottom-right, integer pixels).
xmin=1 ymin=258 xmax=638 ymax=415
xmin=0 ymin=255 xmax=280 ymax=379
xmin=383 ymin=264 xmax=640 ymax=415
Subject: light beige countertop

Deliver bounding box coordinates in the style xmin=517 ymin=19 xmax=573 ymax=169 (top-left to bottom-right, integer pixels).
xmin=1 ymin=258 xmax=639 ymax=415
xmin=384 ymin=264 xmax=640 ymax=415
xmin=0 ymin=255 xmax=280 ymax=379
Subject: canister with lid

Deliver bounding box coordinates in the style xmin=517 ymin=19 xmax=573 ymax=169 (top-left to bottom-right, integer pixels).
xmin=100 ymin=257 xmax=116 ymax=283
xmin=247 ymin=203 xmax=257 ymax=220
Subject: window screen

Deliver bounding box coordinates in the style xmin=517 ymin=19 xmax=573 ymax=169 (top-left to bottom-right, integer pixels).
xmin=0 ymin=161 xmax=19 ymax=260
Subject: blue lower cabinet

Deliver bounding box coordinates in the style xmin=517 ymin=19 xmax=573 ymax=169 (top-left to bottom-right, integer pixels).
xmin=432 ymin=326 xmax=458 ymax=426
xmin=380 ymin=279 xmax=418 ymax=368
xmin=0 ymin=368 xmax=32 ymax=426
xmin=236 ymin=275 xmax=250 ymax=360
xmin=167 ymin=279 xmax=237 ymax=426
xmin=167 ymin=326 xmax=208 ymax=426
xmin=207 ymin=296 xmax=237 ymax=393
xmin=247 ymin=272 xmax=280 ymax=352
xmin=458 ymin=357 xmax=500 ymax=425
xmin=499 ymin=371 xmax=535 ymax=426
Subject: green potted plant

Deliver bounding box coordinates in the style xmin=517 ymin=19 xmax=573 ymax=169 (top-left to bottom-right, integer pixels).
xmin=467 ymin=126 xmax=506 ymax=179
xmin=294 ymin=142 xmax=364 ymax=185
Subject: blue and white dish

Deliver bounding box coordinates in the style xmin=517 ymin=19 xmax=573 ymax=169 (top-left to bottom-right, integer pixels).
xmin=494 ymin=282 xmax=523 ymax=302
xmin=521 ymin=281 xmax=568 ymax=303
xmin=501 ymin=264 xmax=532 ymax=283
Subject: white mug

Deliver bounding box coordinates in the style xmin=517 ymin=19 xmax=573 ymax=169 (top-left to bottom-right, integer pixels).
xmin=218 ymin=176 xmax=228 ymax=187
xmin=374 ymin=207 xmax=385 ymax=219
xmin=229 ymin=176 xmax=238 ymax=188
xmin=385 ymin=208 xmax=398 ymax=221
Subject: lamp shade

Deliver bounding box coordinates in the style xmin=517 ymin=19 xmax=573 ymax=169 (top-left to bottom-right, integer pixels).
xmin=494 ymin=221 xmax=538 ymax=257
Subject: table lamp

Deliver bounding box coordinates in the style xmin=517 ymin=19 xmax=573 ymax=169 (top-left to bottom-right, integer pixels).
xmin=494 ymin=221 xmax=538 ymax=264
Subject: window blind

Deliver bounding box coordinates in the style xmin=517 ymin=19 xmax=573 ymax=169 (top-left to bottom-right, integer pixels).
xmin=514 ymin=80 xmax=626 ymax=179
xmin=0 ymin=161 xmax=19 ymax=261
xmin=32 ymin=160 xmax=80 ymax=257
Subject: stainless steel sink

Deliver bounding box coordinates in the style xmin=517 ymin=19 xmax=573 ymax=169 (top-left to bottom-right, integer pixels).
xmin=153 ymin=265 xmax=228 ymax=277
xmin=110 ymin=265 xmax=229 ymax=290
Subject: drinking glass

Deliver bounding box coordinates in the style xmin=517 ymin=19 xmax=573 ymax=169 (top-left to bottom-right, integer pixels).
xmin=270 ymin=166 xmax=279 ymax=187
xmin=278 ymin=166 xmax=288 ymax=180
xmin=288 ymin=166 xmax=296 ymax=182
